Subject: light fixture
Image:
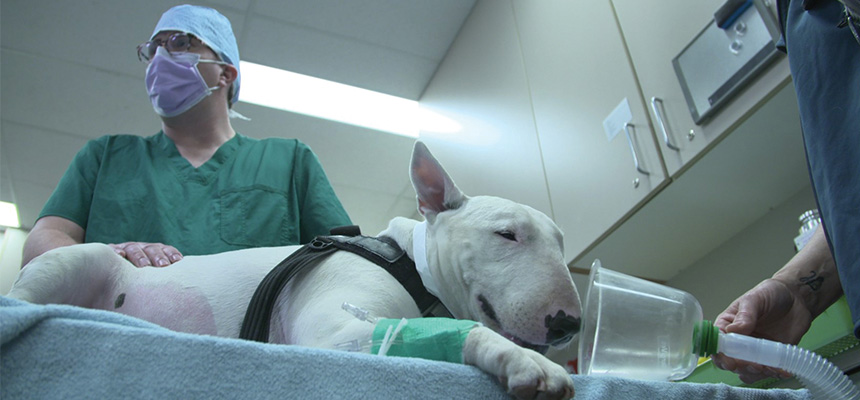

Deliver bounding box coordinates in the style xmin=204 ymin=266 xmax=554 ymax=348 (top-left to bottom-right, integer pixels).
xmin=0 ymin=201 xmax=20 ymax=228
xmin=238 ymin=61 xmax=460 ymax=138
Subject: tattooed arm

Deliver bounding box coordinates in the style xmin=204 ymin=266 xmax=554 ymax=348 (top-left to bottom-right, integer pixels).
xmin=711 ymin=226 xmax=842 ymax=383
xmin=772 ymin=226 xmax=843 ymax=316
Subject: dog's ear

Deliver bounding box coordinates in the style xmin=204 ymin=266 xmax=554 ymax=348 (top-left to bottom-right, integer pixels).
xmin=410 ymin=141 xmax=466 ymax=222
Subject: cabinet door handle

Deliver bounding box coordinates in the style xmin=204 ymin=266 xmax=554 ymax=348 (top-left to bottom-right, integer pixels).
xmin=625 ymin=123 xmax=650 ymax=176
xmin=650 ymin=97 xmax=680 ymax=151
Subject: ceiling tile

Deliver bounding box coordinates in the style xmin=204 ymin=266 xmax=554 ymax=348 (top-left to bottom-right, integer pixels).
xmin=200 ymin=0 xmax=254 ymax=14
xmin=1 ymin=50 xmax=161 ymax=139
xmin=254 ymin=0 xmax=474 ymax=59
xmin=241 ymin=15 xmax=436 ymax=99
xmin=0 ymin=0 xmax=245 ymax=79
xmin=1 ymin=121 xmax=89 ymax=188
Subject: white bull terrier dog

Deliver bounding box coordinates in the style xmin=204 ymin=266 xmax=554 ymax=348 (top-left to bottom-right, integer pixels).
xmin=10 ymin=141 xmax=581 ymax=400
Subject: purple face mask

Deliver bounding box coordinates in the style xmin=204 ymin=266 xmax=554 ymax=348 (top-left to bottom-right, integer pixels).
xmin=145 ymin=46 xmax=225 ymax=117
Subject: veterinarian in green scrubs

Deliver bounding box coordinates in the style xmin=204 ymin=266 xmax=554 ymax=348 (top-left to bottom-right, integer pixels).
xmin=22 ymin=5 xmax=351 ymax=268
xmin=40 ymin=133 xmax=350 ymax=256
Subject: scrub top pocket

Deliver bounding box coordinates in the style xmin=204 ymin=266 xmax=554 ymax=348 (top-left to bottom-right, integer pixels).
xmin=219 ymin=185 xmax=296 ymax=247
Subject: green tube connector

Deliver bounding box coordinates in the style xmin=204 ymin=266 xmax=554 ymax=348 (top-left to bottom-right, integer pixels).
xmin=693 ymin=320 xmax=720 ymax=357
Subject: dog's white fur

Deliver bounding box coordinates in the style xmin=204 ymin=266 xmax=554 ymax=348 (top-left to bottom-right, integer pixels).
xmin=10 ymin=142 xmax=580 ymax=400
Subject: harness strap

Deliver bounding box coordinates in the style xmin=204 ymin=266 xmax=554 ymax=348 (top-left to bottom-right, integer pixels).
xmin=335 ymin=235 xmax=441 ymax=314
xmin=239 ymin=233 xmax=447 ymax=343
xmin=239 ymin=238 xmax=338 ymax=342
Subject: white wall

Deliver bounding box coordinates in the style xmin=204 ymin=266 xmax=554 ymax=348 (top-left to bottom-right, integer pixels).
xmin=418 ymin=0 xmax=553 ymax=218
xmin=0 ymin=228 xmax=27 ymax=295
xmin=668 ymin=184 xmax=817 ymax=321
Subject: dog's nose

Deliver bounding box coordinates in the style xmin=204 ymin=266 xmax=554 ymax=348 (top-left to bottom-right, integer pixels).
xmin=544 ymin=310 xmax=581 ymax=346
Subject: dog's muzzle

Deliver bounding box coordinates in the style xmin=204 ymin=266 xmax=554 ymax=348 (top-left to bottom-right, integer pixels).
xmin=545 ymin=310 xmax=580 ymax=346
xmin=478 ymin=295 xmax=580 ymax=354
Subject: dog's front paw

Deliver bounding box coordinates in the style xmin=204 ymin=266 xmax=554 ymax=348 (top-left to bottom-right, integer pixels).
xmin=501 ymin=349 xmax=574 ymax=400
xmin=463 ymin=327 xmax=574 ymax=400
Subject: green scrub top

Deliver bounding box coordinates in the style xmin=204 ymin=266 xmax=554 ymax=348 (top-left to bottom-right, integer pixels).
xmin=39 ymin=132 xmax=352 ymax=256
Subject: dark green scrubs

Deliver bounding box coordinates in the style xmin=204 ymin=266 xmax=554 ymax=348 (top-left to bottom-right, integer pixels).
xmin=39 ymin=132 xmax=351 ymax=255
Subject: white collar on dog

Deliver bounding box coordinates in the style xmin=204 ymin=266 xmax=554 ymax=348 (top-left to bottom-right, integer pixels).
xmin=412 ymin=221 xmax=441 ymax=298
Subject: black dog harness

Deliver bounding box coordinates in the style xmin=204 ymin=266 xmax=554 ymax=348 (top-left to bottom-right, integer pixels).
xmin=239 ymin=227 xmax=446 ymax=343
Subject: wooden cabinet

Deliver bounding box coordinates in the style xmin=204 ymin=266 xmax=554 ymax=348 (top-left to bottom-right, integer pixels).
xmin=512 ymin=0 xmax=668 ymax=262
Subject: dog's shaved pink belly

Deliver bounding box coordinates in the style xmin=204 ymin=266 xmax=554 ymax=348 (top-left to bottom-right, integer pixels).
xmin=110 ymin=282 xmax=217 ymax=335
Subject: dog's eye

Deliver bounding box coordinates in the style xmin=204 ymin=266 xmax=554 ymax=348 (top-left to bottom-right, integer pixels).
xmin=495 ymin=230 xmax=517 ymax=241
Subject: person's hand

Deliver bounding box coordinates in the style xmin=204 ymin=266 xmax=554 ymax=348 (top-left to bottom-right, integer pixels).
xmin=109 ymin=242 xmax=183 ymax=268
xmin=711 ymin=279 xmax=813 ymax=383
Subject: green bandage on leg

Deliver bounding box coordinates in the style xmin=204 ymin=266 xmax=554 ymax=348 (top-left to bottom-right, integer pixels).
xmin=370 ymin=318 xmax=479 ymax=363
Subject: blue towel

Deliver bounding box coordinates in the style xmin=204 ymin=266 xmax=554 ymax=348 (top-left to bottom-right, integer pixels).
xmin=0 ymin=296 xmax=809 ymax=399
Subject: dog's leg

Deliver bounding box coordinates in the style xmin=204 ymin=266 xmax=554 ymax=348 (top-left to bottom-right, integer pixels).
xmin=8 ymin=243 xmax=130 ymax=309
xmin=463 ymin=326 xmax=574 ymax=400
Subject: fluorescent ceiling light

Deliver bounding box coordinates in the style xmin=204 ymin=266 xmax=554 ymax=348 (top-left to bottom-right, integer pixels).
xmin=0 ymin=201 xmax=20 ymax=228
xmin=239 ymin=61 xmax=460 ymax=138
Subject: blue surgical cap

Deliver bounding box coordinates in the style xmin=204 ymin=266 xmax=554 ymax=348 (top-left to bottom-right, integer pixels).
xmin=152 ymin=4 xmax=241 ymax=104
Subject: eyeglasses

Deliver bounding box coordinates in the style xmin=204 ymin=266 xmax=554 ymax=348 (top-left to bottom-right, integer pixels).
xmin=137 ymin=32 xmax=203 ymax=63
